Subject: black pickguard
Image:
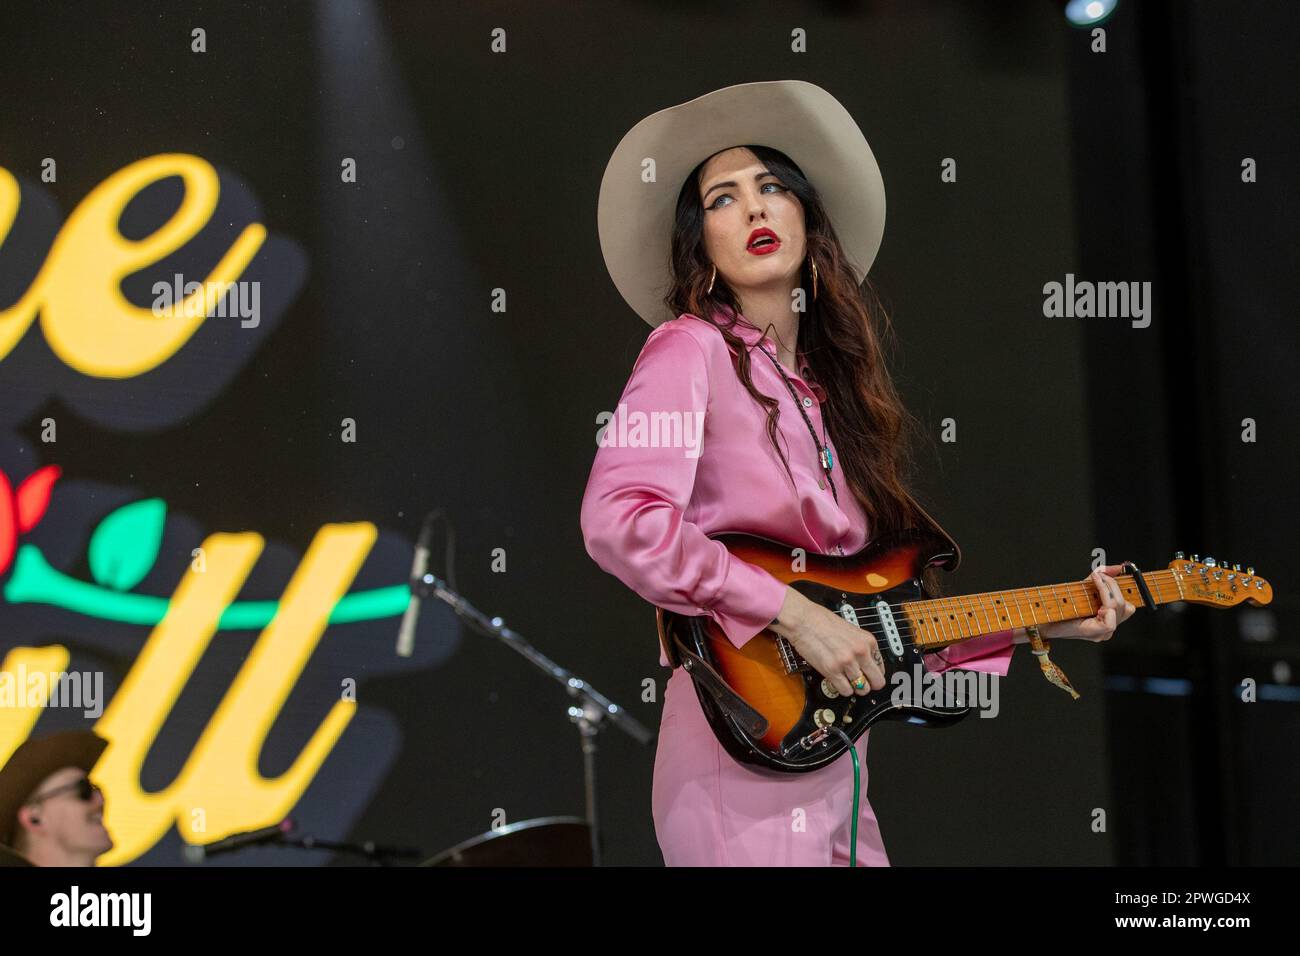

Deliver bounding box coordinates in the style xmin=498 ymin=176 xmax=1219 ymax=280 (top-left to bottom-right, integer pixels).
xmin=683 ymin=548 xmax=974 ymax=774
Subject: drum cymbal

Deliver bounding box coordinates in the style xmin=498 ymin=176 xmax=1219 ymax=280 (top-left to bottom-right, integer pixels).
xmin=420 ymin=816 xmax=591 ymax=867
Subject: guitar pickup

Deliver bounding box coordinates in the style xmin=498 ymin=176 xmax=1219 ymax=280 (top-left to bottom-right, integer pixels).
xmin=871 ymin=599 xmax=906 ymax=659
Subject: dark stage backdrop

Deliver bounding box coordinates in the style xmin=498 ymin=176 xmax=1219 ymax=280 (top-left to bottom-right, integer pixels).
xmin=0 ymin=0 xmax=1292 ymax=866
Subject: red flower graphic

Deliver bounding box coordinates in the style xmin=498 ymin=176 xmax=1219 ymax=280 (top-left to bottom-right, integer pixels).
xmin=0 ymin=464 xmax=61 ymax=577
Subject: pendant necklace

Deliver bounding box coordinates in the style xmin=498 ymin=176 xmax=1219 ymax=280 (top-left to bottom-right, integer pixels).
xmin=755 ymin=342 xmax=839 ymax=504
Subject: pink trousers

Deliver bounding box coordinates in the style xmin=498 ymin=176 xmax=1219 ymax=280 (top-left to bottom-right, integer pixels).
xmin=652 ymin=665 xmax=891 ymax=867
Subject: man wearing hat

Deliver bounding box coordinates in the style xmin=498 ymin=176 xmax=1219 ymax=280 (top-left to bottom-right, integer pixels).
xmin=0 ymin=730 xmax=113 ymax=866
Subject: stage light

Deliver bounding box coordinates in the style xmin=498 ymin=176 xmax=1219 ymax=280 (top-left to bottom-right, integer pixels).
xmin=310 ymin=0 xmax=478 ymax=350
xmin=1065 ymin=0 xmax=1118 ymax=27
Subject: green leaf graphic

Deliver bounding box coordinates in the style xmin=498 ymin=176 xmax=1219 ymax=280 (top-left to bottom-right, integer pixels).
xmin=88 ymin=498 xmax=167 ymax=592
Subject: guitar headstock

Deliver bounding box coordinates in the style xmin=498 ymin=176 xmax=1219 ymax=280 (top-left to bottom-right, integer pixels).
xmin=1169 ymin=552 xmax=1273 ymax=608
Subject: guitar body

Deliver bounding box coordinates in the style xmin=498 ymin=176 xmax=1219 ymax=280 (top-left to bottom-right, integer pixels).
xmin=660 ymin=528 xmax=972 ymax=775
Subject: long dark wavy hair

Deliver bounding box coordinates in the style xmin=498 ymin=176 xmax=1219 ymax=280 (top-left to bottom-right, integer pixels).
xmin=665 ymin=144 xmax=950 ymax=586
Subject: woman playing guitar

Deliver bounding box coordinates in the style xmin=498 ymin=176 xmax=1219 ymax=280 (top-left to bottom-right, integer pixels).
xmin=581 ymin=81 xmax=1135 ymax=866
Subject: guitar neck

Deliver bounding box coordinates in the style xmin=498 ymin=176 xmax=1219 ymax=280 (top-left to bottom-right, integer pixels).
xmin=902 ymin=569 xmax=1184 ymax=648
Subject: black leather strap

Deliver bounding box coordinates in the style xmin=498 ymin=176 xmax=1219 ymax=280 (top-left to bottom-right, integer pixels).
xmin=673 ymin=635 xmax=770 ymax=738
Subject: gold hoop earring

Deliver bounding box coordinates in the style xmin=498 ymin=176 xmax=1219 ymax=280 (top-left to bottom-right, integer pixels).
xmin=706 ymin=264 xmax=716 ymax=296
xmin=809 ymin=257 xmax=819 ymax=301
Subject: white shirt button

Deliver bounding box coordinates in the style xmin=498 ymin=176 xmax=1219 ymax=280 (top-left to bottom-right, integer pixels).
xmin=801 ymin=396 xmax=813 ymax=408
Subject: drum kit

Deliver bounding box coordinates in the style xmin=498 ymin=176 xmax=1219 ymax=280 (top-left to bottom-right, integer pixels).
xmin=420 ymin=816 xmax=593 ymax=867
xmin=174 ymin=815 xmax=596 ymax=867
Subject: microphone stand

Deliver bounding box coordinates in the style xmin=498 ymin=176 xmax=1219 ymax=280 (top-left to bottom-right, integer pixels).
xmin=186 ymin=831 xmax=420 ymax=866
xmin=410 ymin=571 xmax=654 ymax=867
xmin=279 ymin=835 xmax=422 ymax=866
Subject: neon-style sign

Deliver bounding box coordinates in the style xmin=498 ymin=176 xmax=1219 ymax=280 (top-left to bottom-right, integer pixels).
xmin=0 ymin=154 xmax=265 ymax=378
xmin=0 ymin=155 xmax=428 ymax=865
xmin=3 ymin=470 xmax=407 ymax=628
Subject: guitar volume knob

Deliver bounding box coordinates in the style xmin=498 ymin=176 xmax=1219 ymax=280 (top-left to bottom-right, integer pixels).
xmin=820 ymin=679 xmax=840 ymax=699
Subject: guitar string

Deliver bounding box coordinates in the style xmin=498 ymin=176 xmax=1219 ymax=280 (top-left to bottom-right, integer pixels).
xmin=840 ymin=572 xmax=1178 ymax=630
xmin=848 ymin=579 xmax=1179 ymax=649
xmin=847 ymin=574 xmax=1182 ymax=636
xmin=738 ymin=562 xmax=1249 ymax=662
xmin=772 ymin=571 xmax=1192 ymax=660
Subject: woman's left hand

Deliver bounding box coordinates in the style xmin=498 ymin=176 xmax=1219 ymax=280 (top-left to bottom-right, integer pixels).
xmin=1037 ymin=565 xmax=1136 ymax=642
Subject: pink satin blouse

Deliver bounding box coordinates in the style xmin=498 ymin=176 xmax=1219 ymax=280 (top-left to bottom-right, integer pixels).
xmin=579 ymin=303 xmax=1016 ymax=673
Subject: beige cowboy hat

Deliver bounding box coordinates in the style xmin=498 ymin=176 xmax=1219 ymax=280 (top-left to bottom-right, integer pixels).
xmin=597 ymin=79 xmax=886 ymax=329
xmin=0 ymin=730 xmax=107 ymax=850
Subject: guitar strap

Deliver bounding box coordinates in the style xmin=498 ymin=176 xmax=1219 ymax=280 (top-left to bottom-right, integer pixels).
xmin=901 ymin=489 xmax=962 ymax=572
xmin=908 ymin=493 xmax=1082 ymax=697
xmin=1026 ymin=627 xmax=1081 ymax=700
xmin=655 ymin=608 xmax=770 ymax=735
xmin=675 ymin=638 xmax=770 ymax=738
xmin=1023 ymin=561 xmax=1156 ymax=700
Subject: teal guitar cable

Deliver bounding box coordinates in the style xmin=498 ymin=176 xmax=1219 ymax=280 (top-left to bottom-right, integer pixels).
xmin=830 ymin=727 xmax=860 ymax=867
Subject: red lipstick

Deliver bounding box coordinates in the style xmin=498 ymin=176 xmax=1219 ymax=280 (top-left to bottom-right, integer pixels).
xmin=746 ymin=227 xmax=781 ymax=256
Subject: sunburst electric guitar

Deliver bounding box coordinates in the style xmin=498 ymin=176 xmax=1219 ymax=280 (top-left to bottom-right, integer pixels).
xmin=655 ymin=527 xmax=1273 ymax=774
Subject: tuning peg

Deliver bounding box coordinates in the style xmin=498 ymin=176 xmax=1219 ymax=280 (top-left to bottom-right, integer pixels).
xmin=1233 ymin=563 xmax=1241 ymax=571
xmin=1205 ymin=556 xmax=1217 ymax=567
xmin=1247 ymin=566 xmax=1255 ymax=575
xmin=1191 ymin=553 xmax=1200 ymax=562
xmin=1174 ymin=551 xmax=1185 ymax=560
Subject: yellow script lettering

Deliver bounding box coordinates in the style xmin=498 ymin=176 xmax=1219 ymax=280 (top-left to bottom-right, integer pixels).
xmin=0 ymin=154 xmax=266 ymax=377
xmin=92 ymin=522 xmax=375 ymax=865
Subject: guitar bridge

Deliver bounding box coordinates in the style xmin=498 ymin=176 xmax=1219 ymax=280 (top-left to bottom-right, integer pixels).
xmin=775 ymin=636 xmax=805 ymax=674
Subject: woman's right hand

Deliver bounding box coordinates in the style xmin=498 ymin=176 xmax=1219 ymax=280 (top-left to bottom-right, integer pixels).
xmin=768 ymin=586 xmax=887 ymax=697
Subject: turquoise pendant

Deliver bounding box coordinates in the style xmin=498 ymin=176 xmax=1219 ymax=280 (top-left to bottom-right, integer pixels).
xmin=821 ymin=447 xmax=834 ymax=472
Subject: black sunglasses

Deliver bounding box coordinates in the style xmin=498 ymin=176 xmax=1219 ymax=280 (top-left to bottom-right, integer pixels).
xmin=27 ymin=777 xmax=101 ymax=805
